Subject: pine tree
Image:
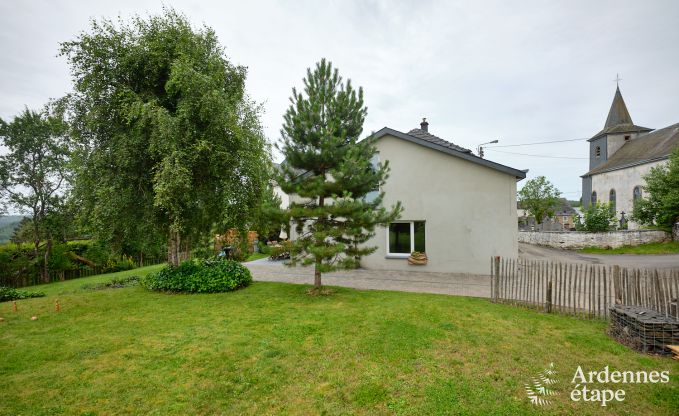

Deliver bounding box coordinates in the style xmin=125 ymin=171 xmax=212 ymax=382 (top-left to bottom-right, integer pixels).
xmin=277 ymin=59 xmax=401 ymax=289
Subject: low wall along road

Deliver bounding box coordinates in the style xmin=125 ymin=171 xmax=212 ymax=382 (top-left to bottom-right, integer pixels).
xmin=518 ymin=230 xmax=671 ymax=250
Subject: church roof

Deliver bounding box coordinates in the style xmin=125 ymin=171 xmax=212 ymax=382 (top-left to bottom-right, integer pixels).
xmin=583 ymin=122 xmax=679 ymax=176
xmin=588 ymin=86 xmax=652 ymax=141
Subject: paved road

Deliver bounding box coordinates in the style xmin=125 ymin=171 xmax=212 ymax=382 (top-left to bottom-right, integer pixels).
xmin=519 ymin=243 xmax=679 ymax=270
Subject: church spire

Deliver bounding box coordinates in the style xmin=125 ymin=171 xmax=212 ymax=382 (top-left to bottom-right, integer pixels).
xmin=604 ymin=85 xmax=634 ymax=128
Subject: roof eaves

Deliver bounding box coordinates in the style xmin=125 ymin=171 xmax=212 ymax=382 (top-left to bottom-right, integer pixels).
xmin=372 ymin=127 xmax=527 ymax=179
xmin=587 ymin=125 xmax=654 ymax=142
xmin=582 ymin=155 xmax=669 ymax=177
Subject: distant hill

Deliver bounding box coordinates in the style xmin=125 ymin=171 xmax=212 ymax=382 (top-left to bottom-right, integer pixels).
xmin=0 ymin=215 xmax=27 ymax=243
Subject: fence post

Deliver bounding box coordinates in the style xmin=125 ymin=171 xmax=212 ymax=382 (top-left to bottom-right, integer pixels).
xmin=546 ymin=279 xmax=552 ymax=313
xmin=494 ymin=256 xmax=501 ymax=302
xmin=490 ymin=257 xmax=494 ymax=301
xmin=612 ymin=265 xmax=621 ymax=305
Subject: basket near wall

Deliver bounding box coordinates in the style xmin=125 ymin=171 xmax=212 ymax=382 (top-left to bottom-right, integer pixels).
xmin=408 ymin=251 xmax=428 ymax=265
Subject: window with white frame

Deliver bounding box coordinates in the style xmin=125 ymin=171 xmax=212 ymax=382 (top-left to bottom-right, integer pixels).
xmin=388 ymin=221 xmax=425 ymax=256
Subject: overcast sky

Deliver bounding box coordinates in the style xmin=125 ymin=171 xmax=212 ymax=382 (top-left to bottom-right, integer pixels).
xmin=2 ymin=0 xmax=678 ymax=199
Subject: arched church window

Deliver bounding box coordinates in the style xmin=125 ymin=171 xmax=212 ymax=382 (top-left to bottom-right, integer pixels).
xmin=595 ymin=146 xmax=601 ymax=158
xmin=591 ymin=191 xmax=597 ymax=205
xmin=609 ymin=189 xmax=616 ymax=214
xmin=633 ymin=186 xmax=642 ymax=203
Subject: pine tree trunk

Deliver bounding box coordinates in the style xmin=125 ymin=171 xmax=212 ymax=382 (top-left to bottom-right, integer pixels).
xmin=314 ymin=195 xmax=325 ymax=288
xmin=314 ymin=262 xmax=322 ymax=288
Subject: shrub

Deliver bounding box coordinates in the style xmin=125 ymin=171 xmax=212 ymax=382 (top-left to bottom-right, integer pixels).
xmin=102 ymin=255 xmax=137 ymax=273
xmin=269 ymin=241 xmax=292 ymax=260
xmin=258 ymin=241 xmax=271 ymax=255
xmin=574 ymin=202 xmax=616 ymax=232
xmin=142 ymin=258 xmax=252 ymax=293
xmin=0 ymin=286 xmax=45 ymax=302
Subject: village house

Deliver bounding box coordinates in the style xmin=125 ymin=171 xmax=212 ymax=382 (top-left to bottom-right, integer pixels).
xmin=359 ymin=119 xmax=526 ymax=275
xmin=278 ymin=119 xmax=526 ymax=275
xmin=581 ymin=86 xmax=679 ymax=228
xmin=518 ymin=198 xmax=578 ymax=231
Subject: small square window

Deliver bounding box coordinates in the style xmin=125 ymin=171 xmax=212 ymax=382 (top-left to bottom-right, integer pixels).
xmin=624 ymin=135 xmax=631 ymax=141
xmin=388 ymin=221 xmax=426 ymax=256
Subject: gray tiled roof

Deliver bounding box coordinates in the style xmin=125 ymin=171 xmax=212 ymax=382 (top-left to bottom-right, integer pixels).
xmin=406 ymin=128 xmax=473 ymax=154
xmin=584 ymin=122 xmax=679 ymax=176
xmin=554 ymin=198 xmax=577 ymax=216
xmin=372 ymin=127 xmax=527 ymax=179
xmin=590 ymin=123 xmax=653 ymax=140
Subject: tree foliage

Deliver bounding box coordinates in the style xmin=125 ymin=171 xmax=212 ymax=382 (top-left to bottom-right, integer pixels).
xmin=517 ymin=176 xmax=561 ymax=224
xmin=0 ymin=108 xmax=70 ymax=281
xmin=250 ymin=179 xmax=286 ymax=242
xmin=60 ymin=9 xmax=270 ymax=265
xmin=277 ymin=59 xmax=401 ymax=288
xmin=575 ymin=202 xmax=616 ymax=232
xmin=631 ymin=148 xmax=679 ymax=229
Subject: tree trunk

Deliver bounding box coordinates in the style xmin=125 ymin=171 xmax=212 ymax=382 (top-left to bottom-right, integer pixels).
xmin=314 ymin=195 xmax=325 ymax=288
xmin=42 ymin=238 xmax=52 ymax=283
xmin=314 ymin=261 xmax=322 ymax=288
xmin=168 ymin=231 xmax=181 ymax=267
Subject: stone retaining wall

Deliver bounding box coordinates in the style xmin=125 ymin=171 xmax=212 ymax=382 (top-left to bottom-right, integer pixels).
xmin=518 ymin=230 xmax=671 ymax=249
xmin=674 ymin=222 xmax=679 ymax=241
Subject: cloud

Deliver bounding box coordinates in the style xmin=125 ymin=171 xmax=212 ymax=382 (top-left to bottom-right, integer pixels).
xmin=1 ymin=0 xmax=678 ymax=198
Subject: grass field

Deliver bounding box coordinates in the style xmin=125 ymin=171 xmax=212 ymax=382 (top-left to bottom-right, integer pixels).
xmin=1 ymin=266 xmax=678 ymax=415
xmin=580 ymin=241 xmax=679 ymax=255
xmin=245 ymin=252 xmax=269 ymax=262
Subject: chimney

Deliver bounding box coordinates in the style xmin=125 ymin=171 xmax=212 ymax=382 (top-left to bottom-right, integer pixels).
xmin=420 ymin=117 xmax=429 ymax=132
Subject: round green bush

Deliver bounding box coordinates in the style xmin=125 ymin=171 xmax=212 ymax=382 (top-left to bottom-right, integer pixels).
xmin=142 ymin=259 xmax=252 ymax=293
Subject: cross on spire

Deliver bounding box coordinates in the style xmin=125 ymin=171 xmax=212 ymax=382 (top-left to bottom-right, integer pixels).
xmin=614 ymin=73 xmax=622 ymax=87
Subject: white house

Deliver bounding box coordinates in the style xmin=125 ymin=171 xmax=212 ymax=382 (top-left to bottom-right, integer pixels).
xmin=360 ymin=119 xmax=526 ymax=275
xmin=581 ymin=86 xmax=679 ymax=228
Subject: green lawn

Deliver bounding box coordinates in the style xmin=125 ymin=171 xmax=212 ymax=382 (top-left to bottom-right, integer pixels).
xmin=245 ymin=251 xmax=269 ymax=262
xmin=1 ymin=267 xmax=678 ymax=415
xmin=580 ymin=241 xmax=679 ymax=255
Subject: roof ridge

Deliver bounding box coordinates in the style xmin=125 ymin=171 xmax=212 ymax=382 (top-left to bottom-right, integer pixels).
xmin=406 ymin=128 xmax=472 ymax=154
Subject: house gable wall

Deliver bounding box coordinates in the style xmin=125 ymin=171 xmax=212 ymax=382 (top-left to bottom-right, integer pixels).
xmin=361 ymin=134 xmax=518 ymax=275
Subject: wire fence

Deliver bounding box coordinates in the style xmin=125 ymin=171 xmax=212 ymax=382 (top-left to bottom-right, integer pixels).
xmin=1 ymin=257 xmax=166 ymax=288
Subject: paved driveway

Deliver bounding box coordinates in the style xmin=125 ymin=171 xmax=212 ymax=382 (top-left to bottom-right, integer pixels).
xmin=246 ymin=244 xmax=679 ymax=297
xmin=245 ymin=257 xmax=491 ymax=298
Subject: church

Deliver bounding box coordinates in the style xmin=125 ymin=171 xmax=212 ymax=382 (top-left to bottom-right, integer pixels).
xmin=581 ymin=86 xmax=679 ymax=228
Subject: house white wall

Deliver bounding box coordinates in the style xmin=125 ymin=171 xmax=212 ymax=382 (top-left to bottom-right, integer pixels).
xmin=590 ymin=160 xmax=666 ymax=229
xmin=273 ymin=184 xmax=290 ymax=209
xmin=361 ymin=134 xmax=519 ymax=275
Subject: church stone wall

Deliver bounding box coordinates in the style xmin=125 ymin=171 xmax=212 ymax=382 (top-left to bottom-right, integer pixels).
xmin=519 ymin=230 xmax=670 ymax=249
xmin=590 ymin=159 xmax=667 ymax=229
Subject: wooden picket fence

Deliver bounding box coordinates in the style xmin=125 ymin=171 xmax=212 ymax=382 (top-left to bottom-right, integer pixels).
xmin=490 ymin=257 xmax=679 ymax=320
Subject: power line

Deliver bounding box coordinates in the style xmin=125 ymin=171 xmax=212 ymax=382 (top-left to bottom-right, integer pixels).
xmin=486 ymin=149 xmax=588 ymax=159
xmin=485 ymin=138 xmax=588 ymax=148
